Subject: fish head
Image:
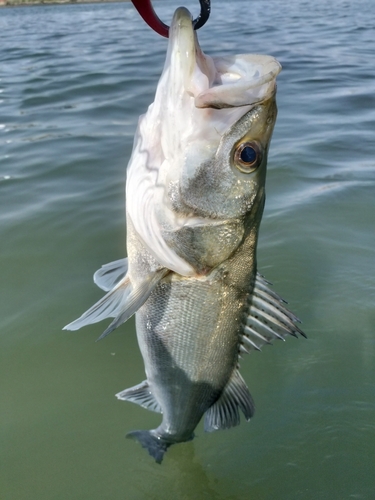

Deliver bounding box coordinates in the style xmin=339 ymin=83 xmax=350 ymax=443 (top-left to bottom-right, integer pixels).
xmin=126 ymin=8 xmax=281 ymax=276
xmin=176 ymin=93 xmax=278 ymax=220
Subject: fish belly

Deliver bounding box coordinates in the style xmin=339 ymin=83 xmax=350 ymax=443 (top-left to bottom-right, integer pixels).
xmin=135 ymin=266 xmax=251 ymax=442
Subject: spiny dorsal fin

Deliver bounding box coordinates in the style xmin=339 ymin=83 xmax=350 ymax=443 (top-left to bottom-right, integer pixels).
xmin=116 ymin=380 xmax=162 ymax=414
xmin=240 ymin=272 xmax=306 ymax=353
xmin=94 ymin=258 xmax=128 ymax=291
xmin=204 ymin=370 xmax=255 ymax=432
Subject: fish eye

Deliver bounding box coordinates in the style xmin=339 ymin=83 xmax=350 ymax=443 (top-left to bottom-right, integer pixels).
xmin=234 ymin=142 xmax=262 ymax=173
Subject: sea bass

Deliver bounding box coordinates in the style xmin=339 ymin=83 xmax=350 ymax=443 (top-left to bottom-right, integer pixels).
xmin=64 ymin=7 xmax=305 ymax=463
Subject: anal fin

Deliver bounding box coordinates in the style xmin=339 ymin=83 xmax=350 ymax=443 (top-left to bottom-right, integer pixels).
xmin=116 ymin=380 xmax=162 ymax=414
xmin=204 ymin=370 xmax=255 ymax=433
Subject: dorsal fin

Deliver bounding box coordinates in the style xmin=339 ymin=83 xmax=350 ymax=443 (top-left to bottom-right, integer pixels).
xmin=204 ymin=370 xmax=255 ymax=432
xmin=240 ymin=272 xmax=306 ymax=353
xmin=116 ymin=380 xmax=162 ymax=414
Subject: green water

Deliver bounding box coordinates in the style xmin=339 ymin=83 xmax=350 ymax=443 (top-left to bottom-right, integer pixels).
xmin=1 ymin=0 xmax=374 ymax=498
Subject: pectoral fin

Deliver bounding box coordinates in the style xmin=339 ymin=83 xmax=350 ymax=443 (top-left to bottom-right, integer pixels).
xmin=63 ymin=268 xmax=169 ymax=339
xmin=204 ymin=370 xmax=255 ymax=432
xmin=94 ymin=258 xmax=128 ymax=291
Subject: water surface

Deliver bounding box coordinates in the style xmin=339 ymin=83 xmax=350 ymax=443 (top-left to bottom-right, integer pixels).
xmin=1 ymin=1 xmax=374 ymax=498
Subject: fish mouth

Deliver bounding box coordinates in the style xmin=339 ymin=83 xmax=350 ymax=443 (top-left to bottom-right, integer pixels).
xmin=167 ymin=7 xmax=197 ymax=71
xmin=167 ymin=7 xmax=281 ymax=110
xmin=164 ymin=7 xmax=214 ymax=106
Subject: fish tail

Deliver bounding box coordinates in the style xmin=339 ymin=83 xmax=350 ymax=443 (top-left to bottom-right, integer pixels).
xmin=126 ymin=430 xmax=171 ymax=464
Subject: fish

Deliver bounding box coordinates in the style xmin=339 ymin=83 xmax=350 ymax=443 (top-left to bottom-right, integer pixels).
xmin=64 ymin=7 xmax=305 ymax=463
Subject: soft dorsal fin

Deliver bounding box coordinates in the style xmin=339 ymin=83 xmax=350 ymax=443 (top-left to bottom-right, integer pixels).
xmin=116 ymin=380 xmax=162 ymax=414
xmin=94 ymin=258 xmax=128 ymax=291
xmin=204 ymin=370 xmax=255 ymax=432
xmin=240 ymin=272 xmax=306 ymax=353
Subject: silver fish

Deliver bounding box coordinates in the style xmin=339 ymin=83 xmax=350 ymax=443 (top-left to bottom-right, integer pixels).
xmin=64 ymin=7 xmax=305 ymax=463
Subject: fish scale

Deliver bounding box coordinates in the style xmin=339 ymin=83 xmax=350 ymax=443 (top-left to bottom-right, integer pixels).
xmin=64 ymin=7 xmax=304 ymax=463
xmin=136 ymin=273 xmax=243 ymax=435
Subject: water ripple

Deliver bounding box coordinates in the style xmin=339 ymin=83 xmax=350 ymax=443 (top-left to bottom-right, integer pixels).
xmin=0 ymin=1 xmax=374 ymax=498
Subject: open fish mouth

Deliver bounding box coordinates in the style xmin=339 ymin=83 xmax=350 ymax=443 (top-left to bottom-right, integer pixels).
xmin=168 ymin=7 xmax=281 ymax=110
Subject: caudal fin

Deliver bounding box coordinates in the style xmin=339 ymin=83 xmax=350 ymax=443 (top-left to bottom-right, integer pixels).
xmin=127 ymin=430 xmax=171 ymax=464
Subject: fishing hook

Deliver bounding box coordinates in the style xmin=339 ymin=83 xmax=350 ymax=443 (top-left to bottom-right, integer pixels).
xmin=130 ymin=0 xmax=211 ymax=38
